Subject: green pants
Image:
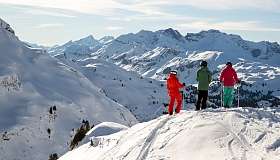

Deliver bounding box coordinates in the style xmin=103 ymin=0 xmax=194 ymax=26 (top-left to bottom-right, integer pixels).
xmin=223 ymin=87 xmax=234 ymax=108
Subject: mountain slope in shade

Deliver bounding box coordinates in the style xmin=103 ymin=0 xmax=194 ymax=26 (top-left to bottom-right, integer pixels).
xmin=59 ymin=107 xmax=280 ymax=160
xmin=0 ymin=19 xmax=137 ymax=160
xmin=53 ymin=56 xmax=169 ymax=122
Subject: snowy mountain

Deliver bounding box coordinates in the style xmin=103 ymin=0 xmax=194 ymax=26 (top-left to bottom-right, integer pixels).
xmin=98 ymin=36 xmax=114 ymax=44
xmin=0 ymin=19 xmax=137 ymax=160
xmin=185 ymin=30 xmax=280 ymax=63
xmin=2 ymin=15 xmax=280 ymax=160
xmin=49 ymin=28 xmax=280 ymax=108
xmin=59 ymin=107 xmax=280 ymax=160
xmin=0 ymin=18 xmax=15 ymax=34
xmin=24 ymin=41 xmax=48 ymax=50
xmin=53 ymin=56 xmax=169 ymax=122
xmin=93 ymin=29 xmax=280 ymax=77
xmin=48 ymin=35 xmax=114 ymax=61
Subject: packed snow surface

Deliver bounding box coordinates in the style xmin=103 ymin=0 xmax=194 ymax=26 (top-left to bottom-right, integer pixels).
xmin=59 ymin=107 xmax=280 ymax=160
xmin=86 ymin=122 xmax=128 ymax=137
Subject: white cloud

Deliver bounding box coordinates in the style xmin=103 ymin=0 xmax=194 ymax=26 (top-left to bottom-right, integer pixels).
xmin=1 ymin=0 xmax=279 ymax=17
xmin=0 ymin=0 xmax=127 ymax=15
xmin=177 ymin=21 xmax=280 ymax=32
xmin=24 ymin=9 xmax=76 ymax=18
xmin=129 ymin=0 xmax=280 ymax=11
xmin=34 ymin=23 xmax=64 ymax=28
xmin=106 ymin=26 xmax=123 ymax=31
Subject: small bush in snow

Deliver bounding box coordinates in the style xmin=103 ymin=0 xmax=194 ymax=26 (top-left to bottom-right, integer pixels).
xmin=48 ymin=153 xmax=58 ymax=160
xmin=70 ymin=120 xmax=91 ymax=150
xmin=0 ymin=74 xmax=21 ymax=91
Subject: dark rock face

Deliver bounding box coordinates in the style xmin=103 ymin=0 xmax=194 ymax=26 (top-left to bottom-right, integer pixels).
xmin=251 ymin=49 xmax=262 ymax=57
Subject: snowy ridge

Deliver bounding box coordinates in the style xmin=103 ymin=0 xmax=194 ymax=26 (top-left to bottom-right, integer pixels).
xmin=0 ymin=18 xmax=15 ymax=35
xmin=99 ymin=36 xmax=114 ymax=44
xmin=59 ymin=108 xmax=280 ymax=160
xmin=48 ymin=35 xmax=115 ymax=60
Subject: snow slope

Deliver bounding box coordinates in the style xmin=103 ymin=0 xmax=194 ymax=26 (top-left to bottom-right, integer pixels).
xmin=0 ymin=19 xmax=137 ymax=160
xmin=59 ymin=107 xmax=280 ymax=160
xmin=53 ymin=56 xmax=169 ymax=122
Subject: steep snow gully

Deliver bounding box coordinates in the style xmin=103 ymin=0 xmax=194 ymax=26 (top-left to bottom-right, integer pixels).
xmin=59 ymin=107 xmax=280 ymax=160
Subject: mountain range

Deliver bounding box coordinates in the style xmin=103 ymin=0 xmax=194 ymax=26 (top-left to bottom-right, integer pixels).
xmin=49 ymin=28 xmax=280 ymax=108
xmin=1 ymin=17 xmax=280 ymax=160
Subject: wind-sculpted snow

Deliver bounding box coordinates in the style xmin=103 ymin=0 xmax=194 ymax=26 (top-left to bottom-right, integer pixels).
xmin=59 ymin=107 xmax=280 ymax=160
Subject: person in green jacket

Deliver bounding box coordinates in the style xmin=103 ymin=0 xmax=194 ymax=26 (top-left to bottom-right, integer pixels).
xmin=196 ymin=60 xmax=212 ymax=110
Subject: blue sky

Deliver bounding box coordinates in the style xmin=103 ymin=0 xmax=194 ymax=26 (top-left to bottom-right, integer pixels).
xmin=0 ymin=0 xmax=279 ymax=46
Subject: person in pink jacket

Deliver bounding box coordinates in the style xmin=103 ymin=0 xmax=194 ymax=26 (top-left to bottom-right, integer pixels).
xmin=220 ymin=62 xmax=240 ymax=108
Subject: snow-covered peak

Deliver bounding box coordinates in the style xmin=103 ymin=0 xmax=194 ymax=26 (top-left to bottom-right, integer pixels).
xmin=0 ymin=18 xmax=15 ymax=35
xmin=48 ymin=35 xmax=102 ymax=59
xmin=185 ymin=29 xmax=230 ymax=42
xmin=156 ymin=28 xmax=185 ymax=41
xmin=75 ymin=35 xmax=100 ymax=46
xmin=63 ymin=35 xmax=100 ymax=47
xmin=184 ymin=29 xmax=280 ymax=63
xmin=99 ymin=36 xmax=114 ymax=44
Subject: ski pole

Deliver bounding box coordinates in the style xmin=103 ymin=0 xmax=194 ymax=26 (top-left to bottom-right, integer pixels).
xmin=180 ymin=90 xmax=184 ymax=110
xmin=237 ymin=83 xmax=240 ymax=108
xmin=220 ymin=82 xmax=223 ymax=108
xmin=238 ymin=86 xmax=239 ymax=108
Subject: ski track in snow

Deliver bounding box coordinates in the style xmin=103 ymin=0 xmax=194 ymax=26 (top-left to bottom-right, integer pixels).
xmin=136 ymin=112 xmax=199 ymax=160
xmin=125 ymin=112 xmax=203 ymax=160
xmin=135 ymin=116 xmax=172 ymax=159
xmin=126 ymin=111 xmax=269 ymax=160
xmin=97 ymin=112 xmax=197 ymax=160
xmin=59 ymin=108 xmax=280 ymax=160
xmin=157 ymin=112 xmax=199 ymax=150
xmin=205 ymin=111 xmax=269 ymax=160
xmin=97 ymin=115 xmax=172 ymax=160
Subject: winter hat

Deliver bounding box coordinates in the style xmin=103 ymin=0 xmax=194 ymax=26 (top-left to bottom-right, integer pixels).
xmin=226 ymin=62 xmax=232 ymax=66
xmin=200 ymin=60 xmax=207 ymax=67
xmin=170 ymin=70 xmax=177 ymax=75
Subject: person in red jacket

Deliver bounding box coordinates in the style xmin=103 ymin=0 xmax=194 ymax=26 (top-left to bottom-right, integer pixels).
xmin=167 ymin=70 xmax=185 ymax=115
xmin=219 ymin=62 xmax=240 ymax=108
